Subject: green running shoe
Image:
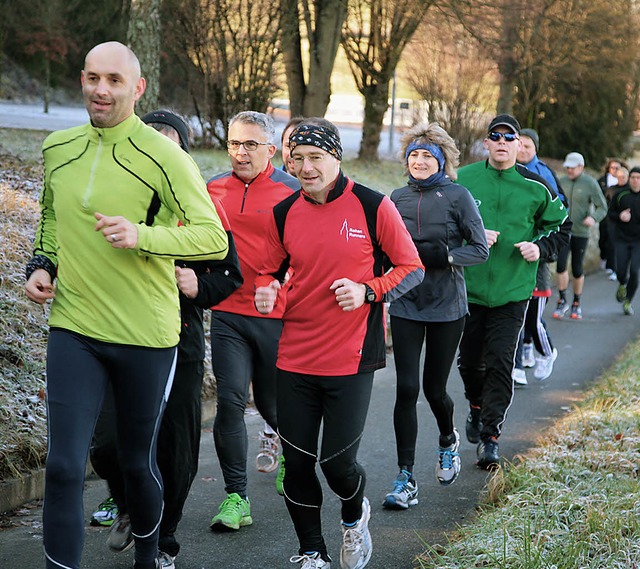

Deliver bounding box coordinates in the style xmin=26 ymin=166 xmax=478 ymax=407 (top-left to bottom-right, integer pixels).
xmin=90 ymin=496 xmax=118 ymax=527
xmin=276 ymin=455 xmax=285 ymax=496
xmin=210 ymin=493 xmax=253 ymax=531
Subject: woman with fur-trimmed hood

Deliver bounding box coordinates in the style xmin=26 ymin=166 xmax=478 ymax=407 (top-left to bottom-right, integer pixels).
xmin=382 ymin=122 xmax=489 ymax=510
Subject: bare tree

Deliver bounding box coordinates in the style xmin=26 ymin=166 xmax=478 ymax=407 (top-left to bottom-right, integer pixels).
xmin=404 ymin=16 xmax=497 ymax=164
xmin=341 ymin=0 xmax=432 ymax=161
xmin=127 ymin=0 xmax=162 ymax=115
xmin=280 ymin=0 xmax=348 ymax=117
xmin=167 ymin=0 xmax=282 ymax=146
xmin=440 ymin=0 xmax=566 ymax=115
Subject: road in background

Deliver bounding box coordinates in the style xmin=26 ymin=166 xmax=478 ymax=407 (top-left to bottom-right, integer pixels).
xmin=1 ymin=270 xmax=638 ymax=568
xmin=0 ymin=101 xmax=402 ymax=159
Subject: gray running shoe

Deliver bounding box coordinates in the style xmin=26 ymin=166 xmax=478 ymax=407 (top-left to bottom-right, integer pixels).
xmin=289 ymin=552 xmax=331 ymax=568
xmin=534 ymin=348 xmax=558 ymax=381
xmin=436 ymin=429 xmax=461 ymax=486
xmin=382 ymin=470 xmax=418 ymax=509
xmin=157 ymin=551 xmax=175 ymax=569
xmin=107 ymin=513 xmax=134 ymax=553
xmin=552 ymin=299 xmax=569 ymax=319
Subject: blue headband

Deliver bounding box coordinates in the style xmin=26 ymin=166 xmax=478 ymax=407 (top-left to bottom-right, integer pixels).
xmin=406 ymin=142 xmax=445 ymax=171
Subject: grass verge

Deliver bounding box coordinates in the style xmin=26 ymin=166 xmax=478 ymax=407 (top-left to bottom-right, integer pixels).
xmin=417 ymin=340 xmax=640 ymax=569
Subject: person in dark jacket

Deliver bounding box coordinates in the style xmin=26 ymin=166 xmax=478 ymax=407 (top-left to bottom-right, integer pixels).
xmin=598 ymin=158 xmax=625 ymax=276
xmin=89 ymin=110 xmax=243 ymax=569
xmin=609 ymin=166 xmax=640 ymax=315
xmin=382 ymin=123 xmax=488 ymax=510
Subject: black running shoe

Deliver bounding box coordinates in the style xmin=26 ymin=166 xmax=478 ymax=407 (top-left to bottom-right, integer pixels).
xmin=465 ymin=406 xmax=482 ymax=443
xmin=476 ymin=437 xmax=500 ymax=470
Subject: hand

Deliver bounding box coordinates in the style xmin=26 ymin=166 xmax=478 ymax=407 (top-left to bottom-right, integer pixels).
xmin=330 ymin=278 xmax=366 ymax=312
xmin=175 ymin=266 xmax=198 ymax=299
xmin=485 ymin=229 xmax=500 ymax=248
xmin=25 ymin=269 xmax=56 ymax=304
xmin=582 ymin=215 xmax=596 ymax=227
xmin=514 ymin=241 xmax=540 ymax=262
xmin=620 ymin=208 xmax=631 ymax=223
xmin=255 ymin=280 xmax=281 ymax=314
xmin=95 ymin=212 xmax=138 ymax=248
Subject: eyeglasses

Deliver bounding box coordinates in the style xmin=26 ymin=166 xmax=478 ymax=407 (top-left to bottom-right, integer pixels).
xmin=226 ymin=140 xmax=271 ymax=152
xmin=487 ymin=132 xmax=519 ymax=142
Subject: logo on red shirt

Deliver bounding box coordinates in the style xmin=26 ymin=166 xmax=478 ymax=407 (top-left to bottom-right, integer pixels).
xmin=340 ymin=218 xmax=366 ymax=242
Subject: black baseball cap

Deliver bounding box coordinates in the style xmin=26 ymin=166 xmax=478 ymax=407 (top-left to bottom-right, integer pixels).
xmin=487 ymin=114 xmax=521 ymax=135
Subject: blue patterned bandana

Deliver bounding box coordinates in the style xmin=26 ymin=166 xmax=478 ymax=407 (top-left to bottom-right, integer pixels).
xmin=289 ymin=124 xmax=343 ymax=161
xmin=405 ymin=142 xmax=445 ymax=171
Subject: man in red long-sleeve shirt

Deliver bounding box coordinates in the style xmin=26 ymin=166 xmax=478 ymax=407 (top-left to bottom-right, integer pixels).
xmin=255 ymin=118 xmax=423 ymax=569
xmin=206 ymin=111 xmax=299 ymax=531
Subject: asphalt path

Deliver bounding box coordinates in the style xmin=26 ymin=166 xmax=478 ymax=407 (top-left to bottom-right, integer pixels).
xmin=1 ymin=269 xmax=639 ymax=568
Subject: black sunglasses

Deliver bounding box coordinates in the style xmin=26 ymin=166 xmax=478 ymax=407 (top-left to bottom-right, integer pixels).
xmin=488 ymin=132 xmax=519 ymax=142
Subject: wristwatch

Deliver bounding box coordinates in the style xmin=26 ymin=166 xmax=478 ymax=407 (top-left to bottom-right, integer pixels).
xmin=363 ymin=284 xmax=376 ymax=304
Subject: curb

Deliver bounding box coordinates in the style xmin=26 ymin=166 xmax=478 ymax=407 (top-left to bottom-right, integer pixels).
xmin=0 ymin=468 xmax=45 ymax=513
xmin=0 ymin=399 xmax=218 ymax=515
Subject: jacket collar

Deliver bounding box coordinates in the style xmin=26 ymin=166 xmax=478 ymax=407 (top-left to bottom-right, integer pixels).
xmin=87 ymin=113 xmax=140 ymax=144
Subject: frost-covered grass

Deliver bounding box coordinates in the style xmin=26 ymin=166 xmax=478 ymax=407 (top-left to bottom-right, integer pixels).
xmin=417 ymin=343 xmax=640 ymax=569
xmin=0 ymin=141 xmax=48 ymax=480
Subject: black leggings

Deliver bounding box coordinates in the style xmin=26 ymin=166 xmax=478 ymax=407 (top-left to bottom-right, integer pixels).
xmin=210 ymin=311 xmax=282 ymax=496
xmin=90 ymin=359 xmax=203 ymax=557
xmin=277 ymin=369 xmax=374 ymax=558
xmin=44 ymin=329 xmax=176 ymax=569
xmin=615 ymin=240 xmax=640 ymax=301
xmin=390 ymin=316 xmax=465 ymax=466
xmin=556 ymin=235 xmax=589 ymax=278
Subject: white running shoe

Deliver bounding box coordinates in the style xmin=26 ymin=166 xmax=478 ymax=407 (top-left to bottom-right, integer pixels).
xmin=340 ymin=497 xmax=372 ymax=569
xmin=256 ymin=431 xmax=281 ymax=473
xmin=512 ymin=367 xmax=528 ymax=386
xmin=157 ymin=551 xmax=175 ymax=569
xmin=534 ymin=348 xmax=558 ymax=381
xmin=382 ymin=470 xmax=418 ymax=509
xmin=289 ymin=552 xmax=331 ymax=568
xmin=436 ymin=429 xmax=461 ymax=486
xmin=522 ymin=343 xmax=535 ymax=368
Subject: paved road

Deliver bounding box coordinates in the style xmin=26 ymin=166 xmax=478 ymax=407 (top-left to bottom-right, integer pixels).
xmin=1 ymin=269 xmax=638 ymax=568
xmin=0 ymin=101 xmax=402 ymax=159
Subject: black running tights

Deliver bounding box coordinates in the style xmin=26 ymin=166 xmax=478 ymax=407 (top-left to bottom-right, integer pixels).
xmin=390 ymin=316 xmax=465 ymax=466
xmin=43 ymin=330 xmax=175 ymax=569
xmin=277 ymin=369 xmax=374 ymax=558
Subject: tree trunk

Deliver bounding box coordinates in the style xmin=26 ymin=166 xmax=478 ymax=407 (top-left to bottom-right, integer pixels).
xmin=304 ymin=0 xmax=347 ymax=117
xmin=280 ymin=0 xmax=347 ymax=118
xmin=359 ymin=82 xmax=389 ymax=162
xmin=127 ymin=0 xmax=162 ymax=116
xmin=280 ymin=0 xmax=305 ymax=117
xmin=495 ymin=1 xmax=519 ymax=114
xmin=43 ymin=56 xmax=50 ymax=114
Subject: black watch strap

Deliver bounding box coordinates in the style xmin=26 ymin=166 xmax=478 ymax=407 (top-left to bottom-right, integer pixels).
xmin=363 ymin=284 xmax=376 ymax=304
